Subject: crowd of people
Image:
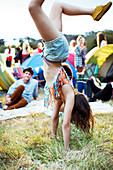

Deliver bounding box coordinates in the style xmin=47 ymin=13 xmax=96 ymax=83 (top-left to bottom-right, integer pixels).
xmin=4 ymin=41 xmax=43 ymax=67
xmin=0 ymin=0 xmax=112 ymax=152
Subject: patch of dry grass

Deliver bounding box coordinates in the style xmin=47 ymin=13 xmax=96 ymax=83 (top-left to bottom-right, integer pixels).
xmin=0 ymin=111 xmax=113 ymax=169
xmin=0 ymin=89 xmax=113 ymax=169
xmin=0 ymin=112 xmax=51 ymax=169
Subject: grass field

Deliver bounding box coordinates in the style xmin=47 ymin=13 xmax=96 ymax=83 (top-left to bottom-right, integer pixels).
xmin=0 ymin=89 xmax=113 ymax=169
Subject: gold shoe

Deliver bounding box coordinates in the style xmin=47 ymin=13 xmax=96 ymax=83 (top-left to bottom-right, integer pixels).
xmin=92 ymin=1 xmax=112 ymax=21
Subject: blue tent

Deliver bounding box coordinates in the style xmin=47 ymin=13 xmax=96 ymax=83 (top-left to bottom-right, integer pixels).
xmin=22 ymin=53 xmax=43 ymax=68
xmin=64 ymin=61 xmax=77 ymax=87
xmin=21 ymin=53 xmax=43 ymax=76
xmin=21 ymin=53 xmax=77 ymax=86
xmin=65 ymin=61 xmax=77 ymax=78
xmin=22 ymin=53 xmax=77 ymax=77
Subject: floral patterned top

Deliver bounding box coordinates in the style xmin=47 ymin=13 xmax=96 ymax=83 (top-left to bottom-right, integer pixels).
xmin=44 ymin=67 xmax=75 ymax=108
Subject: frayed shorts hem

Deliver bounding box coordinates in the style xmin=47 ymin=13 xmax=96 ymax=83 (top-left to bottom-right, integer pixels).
xmin=43 ymin=34 xmax=69 ymax=62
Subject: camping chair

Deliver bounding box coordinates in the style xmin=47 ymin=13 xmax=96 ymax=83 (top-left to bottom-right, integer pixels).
xmin=13 ymin=66 xmax=24 ymax=79
xmin=75 ymin=64 xmax=99 ymax=95
xmin=84 ymin=64 xmax=99 ymax=79
xmin=94 ymin=65 xmax=99 ymax=78
xmin=34 ymin=70 xmax=46 ymax=88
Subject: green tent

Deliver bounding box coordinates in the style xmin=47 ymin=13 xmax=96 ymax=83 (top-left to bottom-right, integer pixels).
xmin=85 ymin=44 xmax=113 ymax=81
xmin=0 ymin=54 xmax=5 ymax=64
xmin=86 ymin=44 xmax=113 ymax=67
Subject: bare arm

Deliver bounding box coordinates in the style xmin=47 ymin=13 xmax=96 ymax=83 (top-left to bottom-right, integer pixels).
xmin=62 ymin=84 xmax=75 ymax=150
xmin=51 ymin=99 xmax=62 ymax=137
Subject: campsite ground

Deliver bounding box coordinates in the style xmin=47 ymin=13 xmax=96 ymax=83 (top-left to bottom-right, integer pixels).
xmin=0 ymin=89 xmax=113 ymax=169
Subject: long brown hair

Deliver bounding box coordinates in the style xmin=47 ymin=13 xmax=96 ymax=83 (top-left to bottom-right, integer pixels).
xmin=97 ymin=32 xmax=107 ymax=47
xmin=71 ymin=93 xmax=94 ymax=132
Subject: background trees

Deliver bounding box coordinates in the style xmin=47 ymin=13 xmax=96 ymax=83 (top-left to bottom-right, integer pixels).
xmin=0 ymin=30 xmax=113 ymax=54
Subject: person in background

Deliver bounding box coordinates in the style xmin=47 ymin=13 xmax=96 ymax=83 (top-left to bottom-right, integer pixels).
xmin=37 ymin=42 xmax=43 ymax=53
xmin=75 ymin=37 xmax=87 ymax=95
xmin=82 ymin=42 xmax=87 ymax=66
xmin=97 ymin=32 xmax=107 ymax=48
xmin=4 ymin=45 xmax=15 ymax=67
xmin=75 ymin=35 xmax=87 ymax=73
xmin=2 ymin=67 xmax=38 ymax=110
xmin=86 ymin=33 xmax=108 ymax=102
xmin=14 ymin=47 xmax=21 ymax=66
xmin=18 ymin=41 xmax=31 ymax=64
xmin=86 ymin=76 xmax=113 ymax=102
xmin=69 ymin=40 xmax=76 ymax=55
xmin=67 ymin=40 xmax=76 ymax=68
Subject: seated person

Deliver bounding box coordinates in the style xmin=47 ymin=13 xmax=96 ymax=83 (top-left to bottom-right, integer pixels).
xmin=3 ymin=67 xmax=38 ymax=110
xmin=86 ymin=76 xmax=113 ymax=102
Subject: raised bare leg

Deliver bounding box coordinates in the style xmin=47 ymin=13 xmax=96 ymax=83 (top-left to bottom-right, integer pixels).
xmin=29 ymin=1 xmax=112 ymax=41
xmin=29 ymin=0 xmax=60 ymax=42
xmin=49 ymin=2 xmax=93 ymax=32
xmin=29 ymin=0 xmax=94 ymax=41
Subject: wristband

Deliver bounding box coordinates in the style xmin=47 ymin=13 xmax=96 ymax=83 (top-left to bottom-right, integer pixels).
xmin=67 ymin=149 xmax=71 ymax=152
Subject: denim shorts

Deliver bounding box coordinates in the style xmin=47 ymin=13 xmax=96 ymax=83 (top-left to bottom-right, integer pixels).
xmin=43 ymin=33 xmax=69 ymax=62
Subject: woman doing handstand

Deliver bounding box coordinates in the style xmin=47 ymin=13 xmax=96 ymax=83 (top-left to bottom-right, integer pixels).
xmin=28 ymin=0 xmax=112 ymax=151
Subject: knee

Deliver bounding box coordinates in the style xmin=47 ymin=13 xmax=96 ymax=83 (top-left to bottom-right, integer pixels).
xmin=63 ymin=122 xmax=70 ymax=131
xmin=87 ymin=80 xmax=91 ymax=85
xmin=28 ymin=0 xmax=42 ymax=14
xmin=16 ymin=85 xmax=25 ymax=92
xmin=107 ymin=83 xmax=112 ymax=88
xmin=18 ymin=85 xmax=25 ymax=90
xmin=28 ymin=1 xmax=35 ymax=12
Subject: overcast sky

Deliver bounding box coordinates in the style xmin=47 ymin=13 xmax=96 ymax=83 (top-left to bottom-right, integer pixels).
xmin=0 ymin=0 xmax=113 ymax=44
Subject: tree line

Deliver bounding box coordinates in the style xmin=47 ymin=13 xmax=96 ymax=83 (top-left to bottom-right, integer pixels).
xmin=65 ymin=30 xmax=113 ymax=52
xmin=0 ymin=30 xmax=113 ymax=54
